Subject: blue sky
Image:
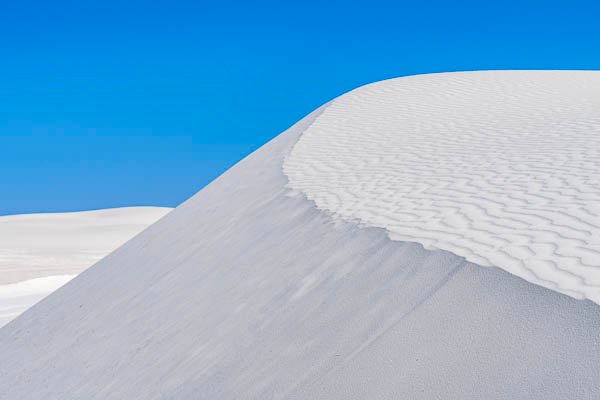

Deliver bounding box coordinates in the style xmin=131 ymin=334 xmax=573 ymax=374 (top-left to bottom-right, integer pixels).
xmin=2 ymin=0 xmax=599 ymax=215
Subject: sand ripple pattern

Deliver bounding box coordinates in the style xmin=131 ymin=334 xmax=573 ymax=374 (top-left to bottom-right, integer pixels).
xmin=284 ymin=71 xmax=600 ymax=304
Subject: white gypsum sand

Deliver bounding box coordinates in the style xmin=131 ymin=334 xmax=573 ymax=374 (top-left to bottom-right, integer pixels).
xmin=0 ymin=276 xmax=74 ymax=327
xmin=284 ymin=70 xmax=600 ymax=304
xmin=0 ymin=207 xmax=171 ymax=326
xmin=0 ymin=84 xmax=599 ymax=399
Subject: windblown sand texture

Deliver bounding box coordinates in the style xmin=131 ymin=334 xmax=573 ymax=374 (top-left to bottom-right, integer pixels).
xmin=285 ymin=71 xmax=600 ymax=303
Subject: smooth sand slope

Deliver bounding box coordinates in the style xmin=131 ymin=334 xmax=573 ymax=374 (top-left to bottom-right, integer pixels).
xmin=0 ymin=72 xmax=599 ymax=399
xmin=0 ymin=207 xmax=171 ymax=326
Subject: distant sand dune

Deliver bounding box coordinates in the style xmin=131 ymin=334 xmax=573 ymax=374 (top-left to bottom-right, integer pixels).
xmin=0 ymin=207 xmax=171 ymax=326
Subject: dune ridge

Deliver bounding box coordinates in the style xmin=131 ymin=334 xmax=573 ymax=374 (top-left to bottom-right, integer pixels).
xmin=284 ymin=71 xmax=600 ymax=304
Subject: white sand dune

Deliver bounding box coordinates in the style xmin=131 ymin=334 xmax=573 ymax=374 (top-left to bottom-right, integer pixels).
xmin=0 ymin=275 xmax=75 ymax=327
xmin=285 ymin=71 xmax=600 ymax=304
xmin=0 ymin=72 xmax=599 ymax=399
xmin=0 ymin=207 xmax=171 ymax=326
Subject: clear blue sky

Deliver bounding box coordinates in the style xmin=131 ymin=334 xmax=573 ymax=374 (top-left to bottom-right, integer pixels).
xmin=2 ymin=0 xmax=599 ymax=215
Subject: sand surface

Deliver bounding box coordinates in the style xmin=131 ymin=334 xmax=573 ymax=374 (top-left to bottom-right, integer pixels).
xmin=285 ymin=71 xmax=600 ymax=304
xmin=0 ymin=207 xmax=170 ymax=326
xmin=1 ymin=84 xmax=599 ymax=398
